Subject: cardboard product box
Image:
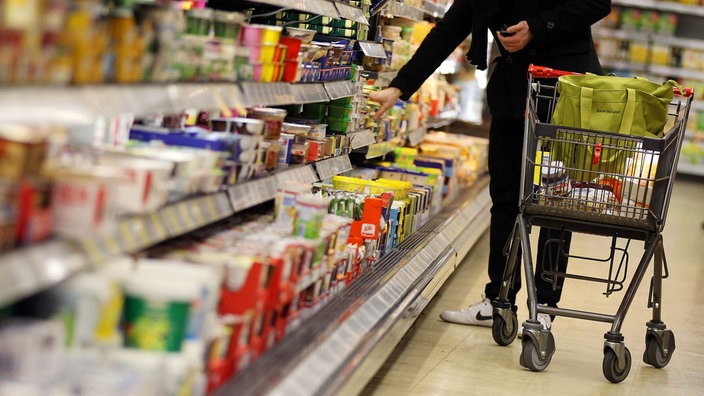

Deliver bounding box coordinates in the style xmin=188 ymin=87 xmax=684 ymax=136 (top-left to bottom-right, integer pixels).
xmin=386 ymin=216 xmax=398 ymax=254
xmin=0 ymin=132 xmax=48 ymax=180
xmin=621 ymin=177 xmax=653 ymax=209
xmin=410 ymin=186 xmax=431 ymax=227
xmin=414 ymin=156 xmax=447 ymax=195
xmin=404 ymin=192 xmax=417 ymax=234
xmin=218 ymin=257 xmax=267 ymax=316
xmin=391 ymin=200 xmax=407 ymax=243
xmin=349 ymin=196 xmax=383 ymax=241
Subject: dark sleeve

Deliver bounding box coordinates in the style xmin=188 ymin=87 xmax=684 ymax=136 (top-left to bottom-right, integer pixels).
xmin=526 ymin=0 xmax=611 ymax=48
xmin=389 ymin=0 xmax=473 ymax=100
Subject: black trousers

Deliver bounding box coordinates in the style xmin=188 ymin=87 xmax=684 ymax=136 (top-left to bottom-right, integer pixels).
xmin=484 ymin=117 xmax=571 ymax=307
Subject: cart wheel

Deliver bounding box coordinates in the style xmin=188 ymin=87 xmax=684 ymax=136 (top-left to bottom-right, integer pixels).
xmin=603 ymin=347 xmax=631 ymax=383
xmin=492 ymin=311 xmax=518 ymax=346
xmin=643 ymin=334 xmax=675 ymax=368
xmin=519 ymin=334 xmax=554 ymax=372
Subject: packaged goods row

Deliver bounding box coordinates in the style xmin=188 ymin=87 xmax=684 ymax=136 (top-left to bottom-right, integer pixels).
xmin=595 ymin=3 xmax=704 ymax=70
xmin=0 ymin=0 xmax=369 ymax=85
xmin=0 ymin=130 xmax=489 ymax=395
xmin=0 ymin=46 xmax=447 ymax=252
xmin=597 ymin=6 xmax=680 ymax=35
xmin=597 ymin=35 xmax=704 ymax=71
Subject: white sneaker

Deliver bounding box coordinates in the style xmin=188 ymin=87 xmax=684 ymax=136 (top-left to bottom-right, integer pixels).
xmin=439 ymin=295 xmax=493 ymax=327
xmin=517 ymin=311 xmax=552 ymax=338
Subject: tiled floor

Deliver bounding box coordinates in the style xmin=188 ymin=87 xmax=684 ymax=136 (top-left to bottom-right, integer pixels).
xmin=363 ymin=177 xmax=704 ymax=396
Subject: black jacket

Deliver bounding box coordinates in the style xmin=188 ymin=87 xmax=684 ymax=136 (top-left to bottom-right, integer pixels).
xmin=389 ymin=0 xmax=611 ymax=119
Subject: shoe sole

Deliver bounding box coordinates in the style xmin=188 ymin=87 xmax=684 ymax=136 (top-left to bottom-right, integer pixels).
xmin=439 ymin=313 xmax=492 ymax=327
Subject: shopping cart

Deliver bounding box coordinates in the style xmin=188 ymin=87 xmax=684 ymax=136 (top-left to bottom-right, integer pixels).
xmin=490 ymin=64 xmax=693 ymax=383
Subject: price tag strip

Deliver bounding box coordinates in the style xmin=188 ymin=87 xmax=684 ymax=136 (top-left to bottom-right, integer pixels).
xmin=275 ymin=165 xmax=319 ymax=186
xmin=388 ymin=1 xmax=424 ymax=21
xmin=239 ymin=82 xmax=296 ymax=106
xmin=407 ymin=126 xmax=427 ymax=147
xmin=365 ymin=141 xmax=393 ymax=159
xmin=315 ymin=155 xmax=353 ymax=180
xmin=324 ymin=81 xmax=358 ymax=100
xmin=80 ymin=192 xmax=234 ymax=262
xmin=274 ymin=0 xmax=341 ymax=19
xmin=291 ymin=83 xmax=330 ymax=104
xmin=160 ymin=201 xmax=192 ymax=237
xmin=228 ymin=176 xmax=277 ymax=212
xmin=348 ymin=129 xmax=377 ymax=149
xmin=334 ymin=2 xmax=369 ymax=24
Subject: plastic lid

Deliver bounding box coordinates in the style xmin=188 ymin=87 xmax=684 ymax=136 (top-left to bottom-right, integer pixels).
xmin=213 ymin=10 xmax=245 ymax=23
xmin=123 ymin=275 xmax=200 ymax=302
xmin=187 ymin=8 xmax=214 ymax=19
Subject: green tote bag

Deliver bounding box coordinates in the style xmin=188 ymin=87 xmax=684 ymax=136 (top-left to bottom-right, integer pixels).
xmin=552 ymin=73 xmax=678 ymax=137
xmin=550 ymin=74 xmax=679 ymax=181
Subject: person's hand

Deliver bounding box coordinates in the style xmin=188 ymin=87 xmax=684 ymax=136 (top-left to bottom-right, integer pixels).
xmin=497 ymin=20 xmax=533 ymax=53
xmin=369 ymin=87 xmax=402 ymax=121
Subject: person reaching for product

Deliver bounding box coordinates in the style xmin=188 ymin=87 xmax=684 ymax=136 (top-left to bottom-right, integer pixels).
xmin=369 ymin=0 xmax=611 ymax=331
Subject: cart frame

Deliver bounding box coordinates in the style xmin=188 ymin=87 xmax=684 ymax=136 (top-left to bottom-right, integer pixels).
xmin=490 ymin=64 xmax=693 ymax=383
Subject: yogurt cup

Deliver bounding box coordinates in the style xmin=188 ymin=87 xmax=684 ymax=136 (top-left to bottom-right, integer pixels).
xmin=240 ymin=24 xmax=265 ymax=46
xmin=98 ymin=155 xmax=174 ymax=214
xmin=122 ymin=275 xmax=200 ymax=352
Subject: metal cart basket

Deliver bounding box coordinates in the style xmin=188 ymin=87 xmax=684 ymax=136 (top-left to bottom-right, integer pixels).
xmin=490 ymin=64 xmax=693 ymax=383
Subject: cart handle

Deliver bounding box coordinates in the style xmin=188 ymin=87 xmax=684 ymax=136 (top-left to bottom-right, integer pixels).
xmin=527 ymin=64 xmax=581 ymax=79
xmin=527 ymin=64 xmax=695 ymax=97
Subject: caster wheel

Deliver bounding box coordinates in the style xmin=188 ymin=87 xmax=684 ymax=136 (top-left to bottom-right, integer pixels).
xmin=519 ymin=333 xmax=554 ymax=372
xmin=492 ymin=310 xmax=518 ymax=346
xmin=643 ymin=333 xmax=675 ymax=368
xmin=603 ymin=347 xmax=631 ymax=383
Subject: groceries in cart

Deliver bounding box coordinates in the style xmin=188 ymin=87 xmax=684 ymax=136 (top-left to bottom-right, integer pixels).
xmin=534 ymin=147 xmax=659 ymax=217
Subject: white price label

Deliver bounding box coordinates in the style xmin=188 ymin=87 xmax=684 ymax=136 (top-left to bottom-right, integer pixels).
xmin=407 ymin=127 xmax=427 ymax=147
xmin=229 ymin=177 xmax=276 ymax=212
xmin=366 ymin=142 xmax=390 ymax=159
xmin=324 ymin=81 xmax=357 ymax=100
xmin=213 ymin=192 xmax=235 ymax=217
xmin=316 ymin=155 xmax=352 ymax=180
xmin=292 ymin=83 xmax=329 ymax=104
xmin=270 ymin=83 xmax=296 ymax=105
xmin=335 ymin=3 xmax=369 ymax=24
xmin=349 ymin=129 xmax=376 ymax=149
xmin=161 ymin=205 xmax=187 ymax=236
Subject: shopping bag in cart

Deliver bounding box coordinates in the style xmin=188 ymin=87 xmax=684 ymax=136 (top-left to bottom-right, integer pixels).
xmin=552 ymin=74 xmax=679 ymax=137
xmin=550 ymin=74 xmax=681 ymax=182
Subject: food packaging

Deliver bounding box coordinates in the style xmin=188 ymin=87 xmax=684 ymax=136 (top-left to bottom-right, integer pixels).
xmin=247 ymin=107 xmax=287 ymax=140
xmin=48 ymin=166 xmax=125 ymax=240
xmin=98 ymin=155 xmax=174 ymax=214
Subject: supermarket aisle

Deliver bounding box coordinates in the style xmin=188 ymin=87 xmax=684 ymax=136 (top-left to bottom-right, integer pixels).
xmin=363 ymin=177 xmax=704 ymax=396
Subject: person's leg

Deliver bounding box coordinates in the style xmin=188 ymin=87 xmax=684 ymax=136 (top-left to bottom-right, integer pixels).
xmin=439 ymin=117 xmax=525 ymax=326
xmin=484 ymin=117 xmax=525 ymax=304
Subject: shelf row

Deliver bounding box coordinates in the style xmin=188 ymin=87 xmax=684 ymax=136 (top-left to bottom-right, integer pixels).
xmin=612 ymin=0 xmax=704 ymax=17
xmin=599 ymin=58 xmax=704 ymax=82
xmin=593 ymin=26 xmax=704 ymax=51
xmin=677 ymin=159 xmax=704 ymax=176
xmin=376 ymin=0 xmax=448 ymax=21
xmin=0 ymin=80 xmax=358 ymax=125
xmin=0 ymin=154 xmax=355 ymax=308
xmin=247 ymin=0 xmax=369 ymax=25
xmin=0 ymin=119 xmax=432 ymax=308
xmin=213 ymin=177 xmax=491 ymax=396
